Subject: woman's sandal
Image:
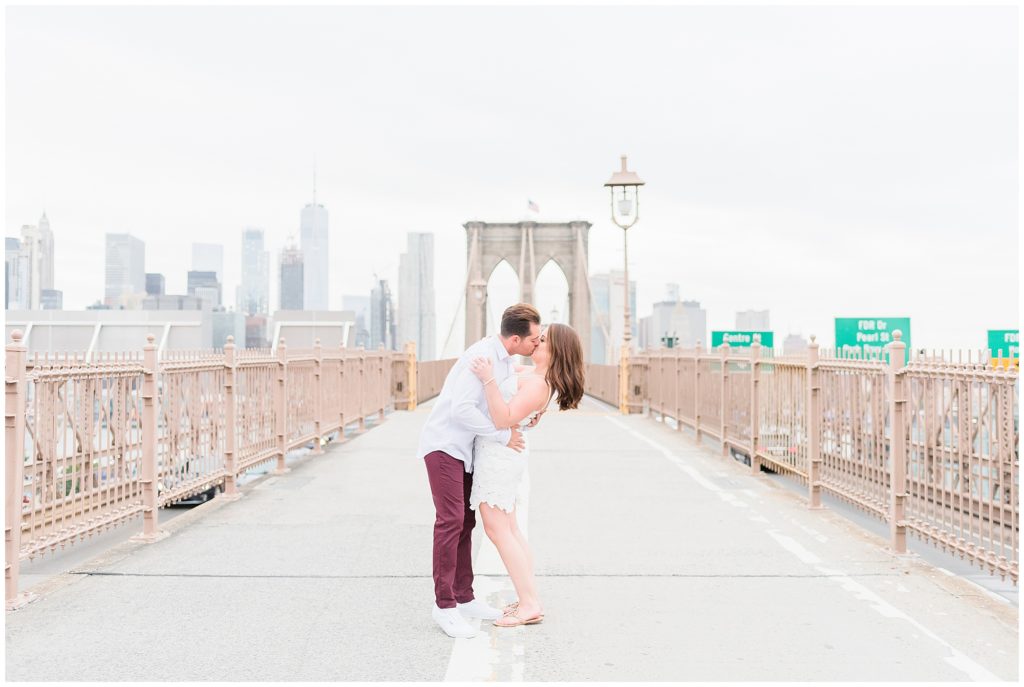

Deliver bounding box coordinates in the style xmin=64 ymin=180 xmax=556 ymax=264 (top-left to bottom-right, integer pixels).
xmin=503 ymin=601 xmax=545 ymax=618
xmin=493 ymin=611 xmax=544 ymax=627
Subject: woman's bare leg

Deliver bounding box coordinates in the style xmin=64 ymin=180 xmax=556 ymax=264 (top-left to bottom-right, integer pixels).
xmin=509 ymin=506 xmax=534 ymax=571
xmin=507 ymin=506 xmax=543 ymax=616
xmin=480 ymin=503 xmax=542 ymax=622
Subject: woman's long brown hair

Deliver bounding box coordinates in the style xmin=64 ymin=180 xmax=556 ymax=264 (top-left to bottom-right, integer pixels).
xmin=544 ymin=323 xmax=585 ymax=411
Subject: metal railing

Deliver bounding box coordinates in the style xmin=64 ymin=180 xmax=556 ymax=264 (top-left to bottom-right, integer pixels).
xmin=584 ymin=363 xmax=619 ymax=407
xmin=391 ymin=342 xmax=456 ymax=411
xmin=592 ymin=336 xmax=1020 ymax=585
xmin=5 ymin=330 xmax=444 ymax=609
xmin=8 ymin=323 xmax=1014 ymax=607
xmin=585 ymin=360 xmax=646 ymax=412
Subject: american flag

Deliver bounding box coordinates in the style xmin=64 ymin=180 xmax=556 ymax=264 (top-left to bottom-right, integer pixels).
xmin=527 ymin=199 xmax=539 ymax=213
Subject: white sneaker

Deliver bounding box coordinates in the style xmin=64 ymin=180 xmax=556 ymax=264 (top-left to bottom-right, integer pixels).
xmin=432 ymin=604 xmax=477 ymax=639
xmin=457 ymin=598 xmax=502 ymax=620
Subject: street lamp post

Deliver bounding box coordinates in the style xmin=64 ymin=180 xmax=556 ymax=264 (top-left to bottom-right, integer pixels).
xmin=604 ymin=155 xmax=645 ymax=414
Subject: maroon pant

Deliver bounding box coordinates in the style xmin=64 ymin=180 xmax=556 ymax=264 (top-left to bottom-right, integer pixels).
xmin=424 ymin=450 xmax=476 ymax=609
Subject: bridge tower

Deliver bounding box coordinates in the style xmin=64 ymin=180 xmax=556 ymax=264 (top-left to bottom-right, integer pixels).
xmin=464 ymin=220 xmax=591 ymax=360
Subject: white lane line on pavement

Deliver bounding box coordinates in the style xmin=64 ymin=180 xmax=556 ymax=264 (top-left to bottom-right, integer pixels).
xmin=787 ymin=519 xmax=829 ymax=543
xmin=814 ymin=566 xmax=1002 ymax=682
xmin=442 ymin=574 xmax=502 ymax=682
xmin=443 ymin=458 xmax=530 ymax=682
xmin=606 ymin=416 xmax=724 ymax=495
xmin=765 ymin=530 xmax=822 ymax=565
xmin=609 ymin=415 xmax=1005 ymax=682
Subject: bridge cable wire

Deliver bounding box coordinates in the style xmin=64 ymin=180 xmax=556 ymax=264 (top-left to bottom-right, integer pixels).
xmin=578 ymin=226 xmax=613 ymax=357
xmin=441 ymin=228 xmax=479 ymax=357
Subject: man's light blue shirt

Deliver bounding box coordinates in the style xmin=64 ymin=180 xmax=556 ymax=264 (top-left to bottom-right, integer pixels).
xmin=417 ymin=336 xmax=515 ymax=473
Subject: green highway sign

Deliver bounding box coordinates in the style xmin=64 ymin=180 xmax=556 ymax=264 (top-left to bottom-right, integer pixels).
xmin=987 ymin=330 xmax=1019 ymax=360
xmin=834 ymin=318 xmax=911 ymax=358
xmin=711 ymin=331 xmax=774 ymax=348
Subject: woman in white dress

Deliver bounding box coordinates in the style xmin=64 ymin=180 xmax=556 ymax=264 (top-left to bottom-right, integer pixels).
xmin=467 ymin=323 xmax=585 ymax=627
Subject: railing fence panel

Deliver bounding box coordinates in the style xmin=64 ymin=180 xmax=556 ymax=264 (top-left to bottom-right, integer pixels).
xmin=582 ymin=338 xmax=1018 ymax=585
xmin=5 ymin=330 xmax=453 ymax=608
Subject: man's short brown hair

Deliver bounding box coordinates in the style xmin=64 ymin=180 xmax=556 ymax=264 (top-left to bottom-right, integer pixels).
xmin=500 ymin=303 xmax=541 ymax=338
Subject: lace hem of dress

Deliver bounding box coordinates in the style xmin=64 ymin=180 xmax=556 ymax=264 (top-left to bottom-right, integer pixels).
xmin=469 ymin=491 xmax=516 ymax=513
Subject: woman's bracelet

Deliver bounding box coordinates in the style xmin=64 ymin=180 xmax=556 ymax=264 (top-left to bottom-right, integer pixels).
xmin=483 ymin=377 xmax=495 ymax=386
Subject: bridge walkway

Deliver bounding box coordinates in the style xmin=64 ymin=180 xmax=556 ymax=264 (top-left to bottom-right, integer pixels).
xmin=5 ymin=397 xmax=1018 ymax=681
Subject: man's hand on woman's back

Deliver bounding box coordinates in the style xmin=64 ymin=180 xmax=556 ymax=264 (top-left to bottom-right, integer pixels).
xmin=506 ymin=427 xmax=525 ymax=452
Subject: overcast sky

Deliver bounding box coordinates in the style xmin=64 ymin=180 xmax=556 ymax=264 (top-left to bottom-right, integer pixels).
xmin=6 ymin=4 xmax=1018 ymax=354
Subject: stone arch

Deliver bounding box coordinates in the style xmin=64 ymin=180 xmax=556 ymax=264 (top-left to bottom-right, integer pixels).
xmin=484 ymin=259 xmax=520 ymax=337
xmin=464 ymin=220 xmax=591 ymax=360
xmin=534 ymin=258 xmax=570 ymax=324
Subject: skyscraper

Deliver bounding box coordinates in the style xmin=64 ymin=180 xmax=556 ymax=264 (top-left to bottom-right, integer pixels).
xmin=783 ymin=333 xmax=809 ymax=355
xmin=37 ymin=213 xmax=54 ymax=292
xmin=342 ymin=294 xmax=371 ymax=349
xmin=189 ymin=243 xmax=223 ymax=307
xmin=370 ymin=278 xmax=396 ymax=350
xmin=238 ymin=228 xmax=269 ymax=316
xmin=40 ymin=289 xmax=63 ymax=309
xmin=5 ymin=237 xmax=22 ymax=309
xmin=300 ymin=181 xmax=329 ymax=311
xmin=645 ymin=291 xmax=707 ymax=350
xmin=105 ymin=233 xmax=146 ymax=308
xmin=279 ymin=239 xmax=304 ymax=310
xmin=146 ymin=273 xmax=166 ymax=296
xmin=398 ymin=232 xmax=436 ymax=360
xmin=246 ymin=314 xmax=270 ymax=349
xmin=665 ymin=282 xmax=680 ymax=303
xmin=187 ymin=270 xmax=220 ymax=309
xmin=7 ymin=217 xmax=59 ymax=310
xmin=589 ymin=270 xmax=637 ymax=364
xmin=736 ymin=309 xmax=770 ymax=330
xmin=191 ymin=243 xmax=224 ymax=284
xmin=17 ymin=223 xmax=44 ymax=309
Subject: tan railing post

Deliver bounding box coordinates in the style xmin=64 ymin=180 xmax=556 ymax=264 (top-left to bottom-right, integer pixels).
xmin=358 ymin=349 xmax=367 ymax=432
xmin=132 ymin=334 xmax=168 ymax=544
xmin=694 ymin=340 xmax=702 ymax=442
xmin=377 ymin=344 xmax=387 ymax=422
xmin=274 ymin=338 xmax=290 ymax=475
xmin=627 ymin=356 xmax=646 ymax=414
xmin=6 ymin=330 xmax=34 ymax=610
xmin=887 ymin=330 xmax=908 ymax=554
xmin=141 ymin=334 xmax=159 ymax=536
xmin=312 ymin=338 xmax=324 ymax=455
xmin=750 ymin=336 xmax=761 ymax=473
xmin=337 ymin=343 xmax=347 ymax=443
xmin=807 ymin=335 xmax=824 ymax=509
xmin=407 ymin=341 xmax=417 ymax=411
xmin=720 ymin=342 xmax=730 ymax=457
xmin=618 ymin=342 xmax=630 ymax=415
xmin=659 ymin=352 xmax=667 ymax=420
xmin=222 ymin=336 xmax=241 ymax=500
xmin=674 ymin=350 xmax=682 ymax=431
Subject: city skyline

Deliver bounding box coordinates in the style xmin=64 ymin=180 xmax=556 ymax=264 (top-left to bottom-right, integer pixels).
xmin=5 ymin=5 xmax=1018 ymax=351
xmin=7 ymin=192 xmax=1018 ymax=355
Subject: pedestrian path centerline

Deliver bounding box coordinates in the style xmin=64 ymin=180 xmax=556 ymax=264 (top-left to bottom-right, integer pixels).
xmin=443 ymin=462 xmax=532 ymax=681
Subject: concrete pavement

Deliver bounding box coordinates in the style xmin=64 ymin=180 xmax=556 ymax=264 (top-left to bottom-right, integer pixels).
xmin=5 ymin=397 xmax=1018 ymax=681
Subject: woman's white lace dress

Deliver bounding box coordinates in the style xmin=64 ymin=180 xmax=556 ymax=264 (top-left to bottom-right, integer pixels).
xmin=469 ymin=373 xmax=544 ymax=513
